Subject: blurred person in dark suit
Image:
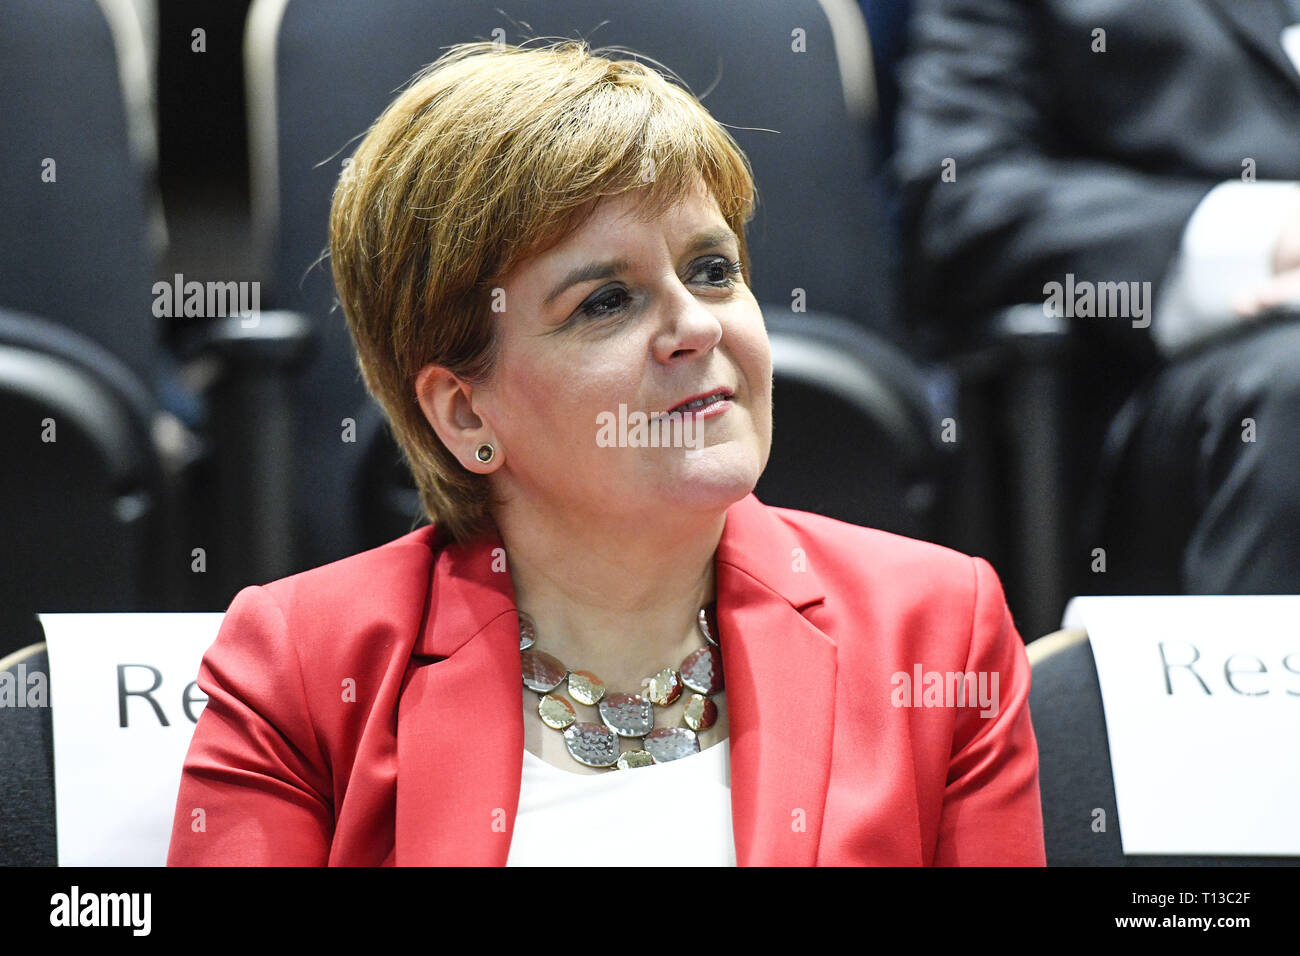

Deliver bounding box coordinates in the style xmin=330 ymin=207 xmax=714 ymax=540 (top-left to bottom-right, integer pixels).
xmin=896 ymin=0 xmax=1300 ymax=593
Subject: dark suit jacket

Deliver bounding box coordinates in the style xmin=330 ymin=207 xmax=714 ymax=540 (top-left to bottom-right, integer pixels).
xmin=895 ymin=0 xmax=1300 ymax=356
xmin=167 ymin=493 xmax=1045 ymax=866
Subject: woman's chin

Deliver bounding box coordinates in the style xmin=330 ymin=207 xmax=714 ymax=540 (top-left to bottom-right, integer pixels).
xmin=647 ymin=457 xmax=763 ymax=513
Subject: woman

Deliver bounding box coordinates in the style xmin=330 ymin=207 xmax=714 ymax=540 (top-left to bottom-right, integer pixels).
xmin=167 ymin=39 xmax=1044 ymax=866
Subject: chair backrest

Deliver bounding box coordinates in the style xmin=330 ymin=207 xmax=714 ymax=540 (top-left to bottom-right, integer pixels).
xmin=1028 ymin=628 xmax=1300 ymax=866
xmin=757 ymin=309 xmax=943 ymax=537
xmin=0 ymin=643 xmax=55 ymax=866
xmin=246 ymin=0 xmax=900 ymax=571
xmin=354 ymin=400 xmax=426 ymax=551
xmin=0 ymin=308 xmax=171 ymax=659
xmin=0 ymin=0 xmax=162 ymax=390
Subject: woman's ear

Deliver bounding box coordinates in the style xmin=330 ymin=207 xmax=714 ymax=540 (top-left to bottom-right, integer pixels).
xmin=414 ymin=364 xmax=500 ymax=472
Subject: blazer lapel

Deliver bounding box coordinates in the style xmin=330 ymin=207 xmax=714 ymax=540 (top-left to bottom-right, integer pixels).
xmin=395 ymin=527 xmax=522 ymax=866
xmin=716 ymin=495 xmax=836 ymax=866
xmin=394 ymin=493 xmax=838 ymax=866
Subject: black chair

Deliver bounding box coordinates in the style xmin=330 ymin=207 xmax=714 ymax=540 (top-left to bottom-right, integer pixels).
xmin=1028 ymin=628 xmax=1299 ymax=866
xmin=939 ymin=306 xmax=1073 ymax=643
xmin=0 ymin=0 xmax=163 ymax=392
xmin=0 ymin=642 xmax=56 ymax=866
xmin=0 ymin=308 xmax=176 ymax=659
xmin=173 ymin=310 xmax=316 ymax=602
xmin=757 ymin=309 xmax=945 ymax=538
xmin=246 ymin=0 xmax=913 ymax=573
xmin=935 ymin=303 xmax=1166 ymax=642
xmin=1 ymin=0 xmax=315 ymax=610
xmin=354 ymin=401 xmax=424 ymax=550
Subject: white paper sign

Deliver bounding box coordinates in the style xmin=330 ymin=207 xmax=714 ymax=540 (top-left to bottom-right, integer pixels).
xmin=1062 ymin=596 xmax=1300 ymax=856
xmin=40 ymin=613 xmax=222 ymax=866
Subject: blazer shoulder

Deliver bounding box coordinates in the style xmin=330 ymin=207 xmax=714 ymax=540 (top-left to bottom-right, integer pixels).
xmin=259 ymin=524 xmax=436 ymax=596
xmin=768 ymin=504 xmax=981 ymax=582
xmin=764 ymin=506 xmax=1016 ymax=666
xmin=240 ymin=525 xmax=441 ymax=661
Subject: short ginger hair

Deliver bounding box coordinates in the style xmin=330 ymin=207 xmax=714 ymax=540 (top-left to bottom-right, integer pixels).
xmin=329 ymin=38 xmax=758 ymax=544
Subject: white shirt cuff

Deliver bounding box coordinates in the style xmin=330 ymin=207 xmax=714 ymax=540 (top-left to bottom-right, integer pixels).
xmin=1153 ymin=180 xmax=1300 ymax=356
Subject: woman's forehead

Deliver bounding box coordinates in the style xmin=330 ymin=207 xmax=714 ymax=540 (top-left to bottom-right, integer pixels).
xmin=534 ymin=188 xmax=727 ymax=267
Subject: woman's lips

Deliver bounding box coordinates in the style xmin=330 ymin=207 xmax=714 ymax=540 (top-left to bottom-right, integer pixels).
xmin=651 ymin=393 xmax=733 ymax=421
xmin=667 ymin=389 xmax=733 ymax=413
xmin=680 ymin=397 xmax=731 ymax=419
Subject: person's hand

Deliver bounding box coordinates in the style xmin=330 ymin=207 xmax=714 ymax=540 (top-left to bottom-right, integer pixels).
xmin=1233 ymin=266 xmax=1300 ymax=317
xmin=1231 ymin=209 xmax=1300 ymax=317
xmin=1273 ymin=207 xmax=1300 ymax=274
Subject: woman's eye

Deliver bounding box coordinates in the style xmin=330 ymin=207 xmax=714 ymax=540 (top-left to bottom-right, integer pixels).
xmin=580 ymin=288 xmax=632 ymax=319
xmin=576 ymin=257 xmax=743 ymax=320
xmin=697 ymin=256 xmax=745 ymax=287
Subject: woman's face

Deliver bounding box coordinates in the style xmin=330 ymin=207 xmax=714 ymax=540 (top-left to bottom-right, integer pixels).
xmin=472 ymin=179 xmax=772 ymax=525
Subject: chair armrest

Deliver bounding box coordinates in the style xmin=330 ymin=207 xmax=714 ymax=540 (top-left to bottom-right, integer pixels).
xmin=945 ymin=303 xmax=1071 ymax=383
xmin=172 ymin=311 xmax=317 ymax=600
xmin=938 ymin=304 xmax=1074 ymax=641
xmin=173 ymin=310 xmax=315 ymax=371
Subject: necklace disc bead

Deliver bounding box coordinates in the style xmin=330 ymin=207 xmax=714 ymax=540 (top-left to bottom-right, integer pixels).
xmin=643 ymin=726 xmax=699 ymax=762
xmin=616 ymin=750 xmax=656 ymax=770
xmin=521 ymin=649 xmax=566 ymax=693
xmin=563 ymin=721 xmax=620 ymax=767
xmin=698 ymin=606 xmax=719 ymax=646
xmin=567 ymin=669 xmax=605 ymax=706
xmin=680 ymin=645 xmax=724 ymax=694
xmin=643 ymin=667 xmax=682 ymax=706
xmin=538 ymin=693 xmax=576 ymax=729
xmin=518 ymin=612 xmax=536 ymax=650
xmin=682 ymin=693 xmax=718 ymax=731
xmin=598 ymin=692 xmax=655 ymax=737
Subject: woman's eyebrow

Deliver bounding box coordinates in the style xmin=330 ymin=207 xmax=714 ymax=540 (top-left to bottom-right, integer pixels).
xmin=542 ymin=227 xmax=740 ymax=307
xmin=684 ymin=226 xmax=740 ymax=254
xmin=543 ymin=257 xmax=634 ymax=307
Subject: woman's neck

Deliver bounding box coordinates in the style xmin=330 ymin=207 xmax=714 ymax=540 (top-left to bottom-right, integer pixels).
xmin=494 ymin=504 xmax=726 ymax=690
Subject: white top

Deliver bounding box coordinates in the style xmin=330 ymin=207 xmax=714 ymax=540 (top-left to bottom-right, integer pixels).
xmin=505 ymin=740 xmax=737 ymax=866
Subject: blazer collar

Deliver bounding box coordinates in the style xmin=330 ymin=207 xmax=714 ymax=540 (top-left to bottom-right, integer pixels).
xmin=395 ymin=493 xmax=838 ymax=865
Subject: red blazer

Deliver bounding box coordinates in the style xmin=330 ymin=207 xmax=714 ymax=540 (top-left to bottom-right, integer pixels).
xmin=167 ymin=493 xmax=1045 ymax=866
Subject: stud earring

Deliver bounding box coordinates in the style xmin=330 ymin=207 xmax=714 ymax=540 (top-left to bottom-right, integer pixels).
xmin=475 ymin=442 xmax=495 ymax=464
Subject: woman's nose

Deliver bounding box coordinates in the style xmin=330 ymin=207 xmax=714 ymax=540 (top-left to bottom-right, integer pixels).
xmin=653 ymin=286 xmax=723 ymax=362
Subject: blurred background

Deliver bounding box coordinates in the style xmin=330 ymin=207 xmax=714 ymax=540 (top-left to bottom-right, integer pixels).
xmin=5 ymin=0 xmax=1300 ymax=662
